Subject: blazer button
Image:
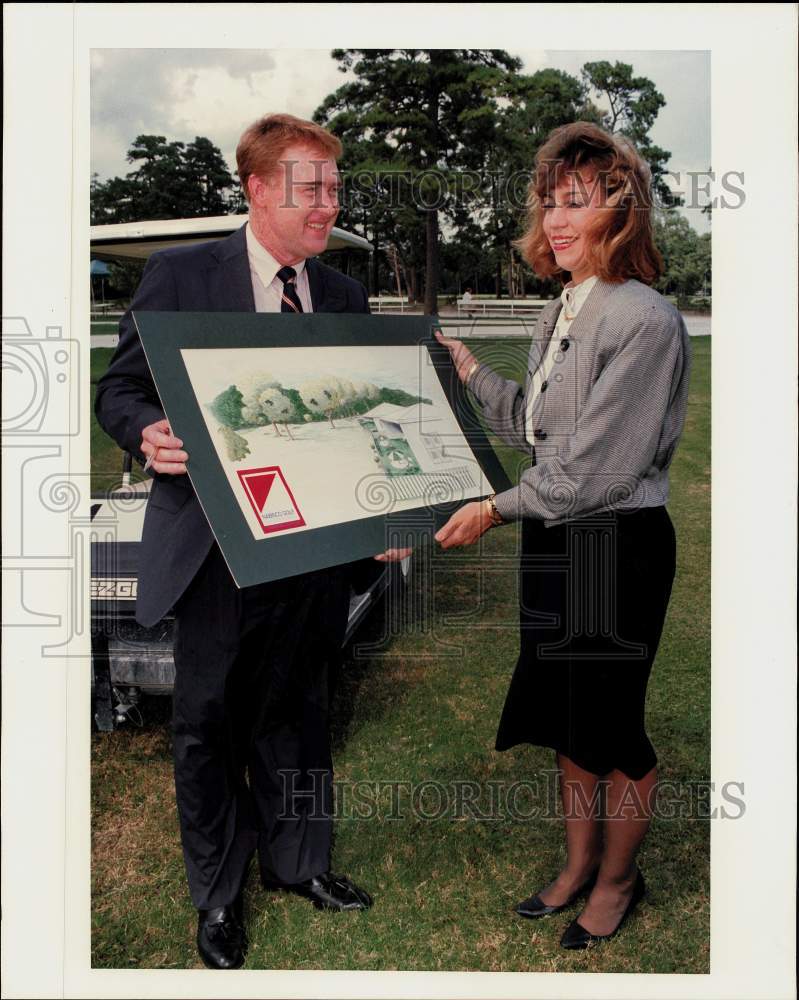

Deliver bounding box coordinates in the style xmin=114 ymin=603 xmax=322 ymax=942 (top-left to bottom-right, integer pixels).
xmin=560 ymin=339 xmax=570 ymax=351
xmin=535 ymin=429 xmax=547 ymax=440
xmin=540 ymin=380 xmax=548 ymax=392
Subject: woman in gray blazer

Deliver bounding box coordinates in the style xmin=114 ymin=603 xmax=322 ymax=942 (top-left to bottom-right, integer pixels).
xmin=436 ymin=122 xmax=691 ymax=949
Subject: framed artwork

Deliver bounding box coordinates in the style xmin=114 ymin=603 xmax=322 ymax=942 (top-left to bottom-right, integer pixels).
xmin=135 ymin=311 xmax=511 ymax=586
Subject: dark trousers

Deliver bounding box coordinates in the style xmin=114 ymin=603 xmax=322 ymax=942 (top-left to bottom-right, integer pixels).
xmin=171 ymin=544 xmax=351 ymax=910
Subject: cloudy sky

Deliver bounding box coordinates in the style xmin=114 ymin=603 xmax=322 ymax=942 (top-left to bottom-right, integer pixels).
xmin=91 ymin=48 xmax=710 ymax=232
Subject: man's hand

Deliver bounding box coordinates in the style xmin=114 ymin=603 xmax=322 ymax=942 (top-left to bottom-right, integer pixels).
xmin=374 ymin=547 xmax=414 ymax=563
xmin=141 ymin=418 xmax=188 ymax=475
xmin=435 ymin=329 xmax=478 ymax=385
xmin=434 ymin=501 xmax=493 ymax=549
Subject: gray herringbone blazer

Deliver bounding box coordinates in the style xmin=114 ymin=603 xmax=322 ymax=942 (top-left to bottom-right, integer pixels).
xmin=470 ymin=278 xmax=691 ymax=525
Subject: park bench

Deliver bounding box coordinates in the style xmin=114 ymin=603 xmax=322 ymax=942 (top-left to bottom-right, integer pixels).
xmin=368 ymin=296 xmax=410 ymax=313
xmin=457 ymin=298 xmax=550 ymax=318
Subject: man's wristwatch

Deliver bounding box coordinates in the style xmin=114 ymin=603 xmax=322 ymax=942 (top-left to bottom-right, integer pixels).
xmin=485 ymin=493 xmax=504 ymax=527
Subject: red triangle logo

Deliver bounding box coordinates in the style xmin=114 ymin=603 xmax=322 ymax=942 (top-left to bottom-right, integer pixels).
xmin=248 ymin=472 xmax=276 ymax=514
xmin=237 ymin=466 xmax=306 ymax=535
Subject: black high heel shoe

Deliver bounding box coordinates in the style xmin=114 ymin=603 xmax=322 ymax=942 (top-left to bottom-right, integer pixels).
xmin=559 ymin=870 xmax=646 ymax=950
xmin=514 ymin=868 xmax=598 ymax=919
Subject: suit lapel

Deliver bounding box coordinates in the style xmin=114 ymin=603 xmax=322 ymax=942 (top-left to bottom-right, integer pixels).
xmin=307 ymin=257 xmax=347 ymax=313
xmin=206 ymin=230 xmax=349 ymax=314
xmin=528 ymin=279 xmax=619 ymax=376
xmin=564 ymin=278 xmax=617 ymax=344
xmin=528 ymin=299 xmax=562 ymax=377
xmin=207 ymin=225 xmax=256 ymax=312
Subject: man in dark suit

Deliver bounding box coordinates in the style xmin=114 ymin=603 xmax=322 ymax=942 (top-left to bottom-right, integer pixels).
xmin=95 ymin=113 xmax=374 ymax=970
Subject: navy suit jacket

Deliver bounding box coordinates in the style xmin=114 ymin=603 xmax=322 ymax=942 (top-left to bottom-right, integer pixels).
xmin=95 ymin=224 xmax=371 ymax=627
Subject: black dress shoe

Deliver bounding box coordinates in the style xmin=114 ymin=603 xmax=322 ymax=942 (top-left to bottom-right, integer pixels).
xmin=196 ymin=902 xmax=247 ymax=970
xmin=560 ymin=870 xmax=646 ymax=950
xmin=515 ymin=869 xmax=598 ymax=919
xmin=263 ymin=871 xmax=373 ymax=911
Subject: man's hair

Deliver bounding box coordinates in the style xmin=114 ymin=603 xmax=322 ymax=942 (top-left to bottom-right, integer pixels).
xmin=236 ymin=113 xmax=343 ymax=203
xmin=515 ymin=121 xmax=662 ymax=285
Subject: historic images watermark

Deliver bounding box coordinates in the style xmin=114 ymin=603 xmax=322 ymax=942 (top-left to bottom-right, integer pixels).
xmin=276 ymin=158 xmax=745 ymax=213
xmin=2 ymin=315 xmax=92 ymax=658
xmin=279 ymin=770 xmax=745 ymax=822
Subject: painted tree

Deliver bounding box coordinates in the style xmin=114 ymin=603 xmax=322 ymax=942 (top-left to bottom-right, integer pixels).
xmin=299 ymin=377 xmax=342 ymax=428
xmin=240 ymin=405 xmax=263 ymax=426
xmin=218 ymin=424 xmax=250 ymax=462
xmin=351 ymin=379 xmax=381 ymax=405
xmin=238 ymin=373 xmax=281 ymax=426
xmin=298 ymin=375 xmax=368 ymax=426
xmin=258 ymin=387 xmax=298 ymax=439
xmin=326 ymin=377 xmax=381 ymax=418
xmin=209 ymin=385 xmax=245 ymax=429
xmin=331 ymin=377 xmax=358 ymax=414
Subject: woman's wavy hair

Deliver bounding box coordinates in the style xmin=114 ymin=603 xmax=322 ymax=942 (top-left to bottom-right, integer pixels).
xmin=236 ymin=113 xmax=342 ymax=203
xmin=515 ymin=121 xmax=662 ymax=285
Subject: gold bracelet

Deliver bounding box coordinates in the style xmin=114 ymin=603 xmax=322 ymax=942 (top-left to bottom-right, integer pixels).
xmin=485 ymin=493 xmax=504 ymax=527
xmin=464 ymin=360 xmax=479 ymax=385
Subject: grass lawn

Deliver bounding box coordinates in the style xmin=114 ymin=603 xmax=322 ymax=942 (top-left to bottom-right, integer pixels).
xmin=91 ymin=336 xmax=710 ymax=972
xmin=91 ymin=320 xmax=120 ymax=333
xmin=91 ymin=348 xmax=146 ymax=492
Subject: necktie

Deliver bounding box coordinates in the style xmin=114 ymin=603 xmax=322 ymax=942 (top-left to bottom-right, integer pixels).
xmin=277 ymin=266 xmax=303 ymax=313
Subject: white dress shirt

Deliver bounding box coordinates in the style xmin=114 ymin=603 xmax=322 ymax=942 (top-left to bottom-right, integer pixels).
xmin=524 ymin=275 xmax=598 ymax=447
xmin=245 ymin=222 xmax=314 ymax=313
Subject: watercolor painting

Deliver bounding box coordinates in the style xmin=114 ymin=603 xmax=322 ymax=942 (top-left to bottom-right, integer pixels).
xmin=180 ymin=343 xmax=488 ymax=539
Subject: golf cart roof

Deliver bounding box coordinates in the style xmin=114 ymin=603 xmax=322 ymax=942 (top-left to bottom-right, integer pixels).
xmin=90 ymin=216 xmax=373 ymax=262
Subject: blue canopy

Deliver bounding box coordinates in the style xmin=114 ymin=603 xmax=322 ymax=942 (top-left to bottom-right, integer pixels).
xmin=90 ymin=259 xmax=110 ymax=276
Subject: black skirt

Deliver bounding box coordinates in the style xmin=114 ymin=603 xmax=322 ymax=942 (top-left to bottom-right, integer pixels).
xmin=495 ymin=506 xmax=676 ymax=780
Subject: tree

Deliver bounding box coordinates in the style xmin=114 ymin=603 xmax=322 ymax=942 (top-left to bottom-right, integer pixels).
xmin=455 ymin=67 xmax=594 ymax=296
xmin=654 ymin=211 xmax=711 ymax=305
xmin=125 ymin=135 xmax=193 ymax=219
xmin=324 ymin=130 xmax=423 ymax=297
xmin=443 ymin=60 xmax=675 ymax=298
xmin=183 ymin=137 xmax=238 ymax=216
xmin=90 ymin=173 xmax=138 ymax=224
xmin=315 ymin=49 xmax=521 ymax=313
xmin=580 ymin=61 xmax=679 ymax=207
xmin=440 ymin=219 xmax=492 ymax=295
xmin=89 ymin=170 xmax=147 ymax=296
xmin=91 ymin=134 xmax=239 ymax=224
xmin=510 ymin=69 xmax=598 ymax=146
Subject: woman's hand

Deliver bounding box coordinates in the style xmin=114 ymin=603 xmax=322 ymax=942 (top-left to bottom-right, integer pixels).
xmin=435 ymin=329 xmax=479 ymax=385
xmin=435 ymin=501 xmax=494 ymax=549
